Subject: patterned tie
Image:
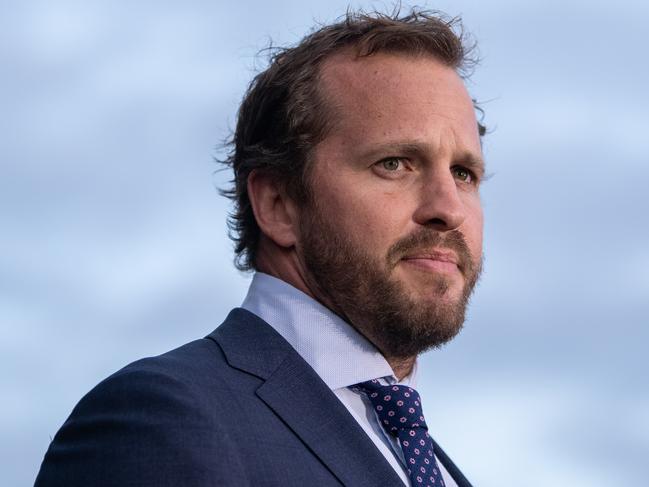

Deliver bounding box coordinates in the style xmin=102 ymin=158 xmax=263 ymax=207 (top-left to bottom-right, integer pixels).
xmin=354 ymin=380 xmax=445 ymax=486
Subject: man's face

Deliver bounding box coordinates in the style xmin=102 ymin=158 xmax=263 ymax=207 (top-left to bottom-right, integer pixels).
xmin=296 ymin=53 xmax=484 ymax=359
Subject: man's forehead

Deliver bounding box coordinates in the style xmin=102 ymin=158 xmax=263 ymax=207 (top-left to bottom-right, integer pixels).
xmin=317 ymin=53 xmax=473 ymax=121
xmin=315 ymin=52 xmax=480 ymax=147
xmin=318 ymin=51 xmax=463 ymax=96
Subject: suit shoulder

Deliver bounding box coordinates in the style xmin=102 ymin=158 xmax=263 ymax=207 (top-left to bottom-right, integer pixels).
xmin=35 ymin=336 xmax=247 ymax=486
xmin=69 ymin=333 xmax=245 ymax=425
xmin=105 ymin=336 xmax=225 ymax=390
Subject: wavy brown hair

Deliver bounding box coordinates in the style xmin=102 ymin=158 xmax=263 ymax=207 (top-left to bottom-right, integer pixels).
xmin=219 ymin=7 xmax=484 ymax=271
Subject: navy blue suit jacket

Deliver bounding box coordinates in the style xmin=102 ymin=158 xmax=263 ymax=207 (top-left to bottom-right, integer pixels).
xmin=35 ymin=308 xmax=472 ymax=486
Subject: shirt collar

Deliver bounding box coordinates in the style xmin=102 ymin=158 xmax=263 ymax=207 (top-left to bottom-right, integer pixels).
xmin=241 ymin=272 xmax=417 ymax=391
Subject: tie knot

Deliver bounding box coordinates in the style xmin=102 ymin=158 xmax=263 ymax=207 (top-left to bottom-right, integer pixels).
xmin=354 ymin=380 xmax=428 ymax=435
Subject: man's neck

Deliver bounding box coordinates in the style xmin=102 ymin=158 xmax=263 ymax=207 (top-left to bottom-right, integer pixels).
xmin=388 ymin=356 xmax=416 ymax=381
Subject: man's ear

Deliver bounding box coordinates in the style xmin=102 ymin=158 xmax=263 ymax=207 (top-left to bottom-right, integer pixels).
xmin=247 ymin=169 xmax=299 ymax=248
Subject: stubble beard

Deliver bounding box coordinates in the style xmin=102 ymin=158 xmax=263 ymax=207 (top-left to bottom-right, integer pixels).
xmin=300 ymin=205 xmax=483 ymax=360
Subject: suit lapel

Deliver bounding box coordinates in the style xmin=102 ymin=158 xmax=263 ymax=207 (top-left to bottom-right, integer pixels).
xmin=211 ymin=308 xmax=402 ymax=487
xmin=256 ymin=354 xmax=403 ymax=487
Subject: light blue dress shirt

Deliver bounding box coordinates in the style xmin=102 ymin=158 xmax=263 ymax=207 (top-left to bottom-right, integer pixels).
xmin=242 ymin=272 xmax=458 ymax=487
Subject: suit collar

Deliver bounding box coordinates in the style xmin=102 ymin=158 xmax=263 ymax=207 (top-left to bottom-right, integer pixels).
xmin=209 ymin=308 xmax=403 ymax=487
xmin=209 ymin=308 xmax=289 ymax=379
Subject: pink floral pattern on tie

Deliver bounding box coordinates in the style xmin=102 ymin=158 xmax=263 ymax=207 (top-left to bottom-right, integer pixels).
xmin=353 ymin=380 xmax=445 ymax=487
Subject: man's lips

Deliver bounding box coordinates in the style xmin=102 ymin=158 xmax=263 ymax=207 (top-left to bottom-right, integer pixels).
xmin=400 ymin=251 xmax=460 ymax=273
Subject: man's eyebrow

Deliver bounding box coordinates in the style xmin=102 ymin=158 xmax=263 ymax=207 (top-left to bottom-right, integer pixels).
xmin=456 ymin=152 xmax=486 ymax=177
xmin=358 ymin=142 xmax=426 ymax=159
xmin=358 ymin=142 xmax=486 ymax=176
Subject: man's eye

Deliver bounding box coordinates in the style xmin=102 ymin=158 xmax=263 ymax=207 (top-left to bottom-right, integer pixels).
xmin=452 ymin=166 xmax=473 ymax=183
xmin=380 ymin=158 xmax=402 ymax=171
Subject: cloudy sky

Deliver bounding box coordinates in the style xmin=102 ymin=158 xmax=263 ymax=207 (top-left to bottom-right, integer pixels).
xmin=1 ymin=1 xmax=648 ymax=485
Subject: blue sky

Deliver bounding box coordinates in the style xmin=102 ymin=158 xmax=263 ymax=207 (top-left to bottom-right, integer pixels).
xmin=1 ymin=1 xmax=648 ymax=485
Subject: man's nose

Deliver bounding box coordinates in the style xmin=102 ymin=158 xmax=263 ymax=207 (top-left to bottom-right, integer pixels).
xmin=412 ymin=167 xmax=466 ymax=231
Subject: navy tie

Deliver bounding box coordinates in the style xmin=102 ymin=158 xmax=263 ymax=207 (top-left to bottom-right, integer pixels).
xmin=354 ymin=380 xmax=445 ymax=486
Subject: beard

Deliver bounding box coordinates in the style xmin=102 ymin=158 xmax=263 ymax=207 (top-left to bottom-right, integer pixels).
xmin=299 ymin=204 xmax=483 ymax=360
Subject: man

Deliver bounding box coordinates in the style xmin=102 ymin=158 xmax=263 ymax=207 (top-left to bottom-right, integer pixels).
xmin=36 ymin=9 xmax=485 ymax=487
